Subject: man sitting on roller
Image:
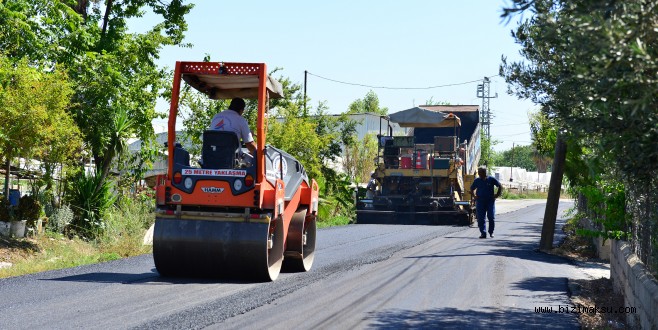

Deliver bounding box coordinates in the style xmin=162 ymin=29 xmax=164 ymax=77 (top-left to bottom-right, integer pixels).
xmin=209 ymin=97 xmax=257 ymax=156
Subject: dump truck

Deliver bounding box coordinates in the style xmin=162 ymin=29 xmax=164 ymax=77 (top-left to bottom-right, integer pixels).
xmin=356 ymin=105 xmax=481 ymax=225
xmin=153 ymin=61 xmax=319 ymax=281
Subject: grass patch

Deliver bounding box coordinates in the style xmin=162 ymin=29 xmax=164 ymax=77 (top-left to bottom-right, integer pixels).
xmin=0 ymin=197 xmax=154 ymax=279
xmin=502 ymin=189 xmax=571 ymax=200
xmin=0 ymin=233 xmax=125 ymax=278
xmin=317 ymin=215 xmax=353 ymax=228
xmin=98 ymin=198 xmax=154 ymax=257
xmin=502 ymin=190 xmax=548 ymax=200
xmin=2 ymin=194 xmax=361 ymax=278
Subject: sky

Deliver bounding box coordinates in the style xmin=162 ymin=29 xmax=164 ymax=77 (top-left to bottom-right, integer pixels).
xmin=131 ymin=1 xmax=537 ymax=152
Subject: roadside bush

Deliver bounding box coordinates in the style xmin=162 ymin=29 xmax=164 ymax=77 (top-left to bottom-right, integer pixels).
xmin=47 ymin=204 xmax=74 ymax=234
xmin=16 ymin=195 xmax=41 ymax=228
xmin=572 ymin=180 xmax=628 ymax=241
xmin=65 ymin=171 xmax=115 ymax=239
xmin=316 ymin=173 xmax=355 ymax=226
xmin=0 ymin=196 xmax=12 ymax=222
xmin=99 ymin=193 xmax=154 ymax=256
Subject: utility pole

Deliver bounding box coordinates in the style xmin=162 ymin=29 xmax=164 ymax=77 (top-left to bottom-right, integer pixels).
xmin=510 ymin=142 xmax=514 ymax=182
xmin=540 ymin=135 xmax=567 ymax=251
xmin=476 ymin=77 xmax=498 ymax=142
xmin=303 ymin=70 xmax=308 ymax=116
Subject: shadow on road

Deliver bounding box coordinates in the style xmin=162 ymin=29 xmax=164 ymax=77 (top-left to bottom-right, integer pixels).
xmin=365 ymin=307 xmax=578 ymax=329
xmin=511 ymin=276 xmax=569 ymax=293
xmin=405 ymin=237 xmax=572 ymax=266
xmin=45 ymin=270 xmax=255 ymax=285
xmin=45 ymin=271 xmax=159 ymax=284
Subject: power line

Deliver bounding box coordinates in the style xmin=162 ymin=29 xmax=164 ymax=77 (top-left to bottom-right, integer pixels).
xmin=495 ymin=122 xmax=529 ymax=127
xmin=306 ymin=71 xmax=499 ymax=90
xmin=497 ymin=131 xmax=531 ymax=137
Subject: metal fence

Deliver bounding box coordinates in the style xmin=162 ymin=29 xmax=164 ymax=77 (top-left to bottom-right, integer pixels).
xmin=625 ymin=181 xmax=658 ymax=276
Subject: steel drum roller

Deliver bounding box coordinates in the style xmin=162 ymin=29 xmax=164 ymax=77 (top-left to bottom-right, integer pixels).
xmin=153 ymin=216 xmax=284 ymax=281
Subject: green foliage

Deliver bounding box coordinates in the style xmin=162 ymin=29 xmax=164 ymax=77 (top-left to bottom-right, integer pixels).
xmin=0 ymin=56 xmax=78 ymax=198
xmin=315 ymin=173 xmax=355 ymax=225
xmin=501 ymin=189 xmax=549 ymax=200
xmin=527 ymin=110 xmax=554 ymax=172
xmin=16 ymin=195 xmax=41 ymax=227
xmin=346 ymin=90 xmax=388 ymax=115
xmin=479 ymin=134 xmax=499 ymax=168
xmin=501 ymin=0 xmax=658 ymax=183
xmin=100 ymin=193 xmax=154 ymax=255
xmin=47 ymin=204 xmax=74 ymax=234
xmin=0 ymin=1 xmax=194 ymax=224
xmin=65 ymin=171 xmax=116 ymax=239
xmin=0 ymin=195 xmax=11 ymax=222
xmin=317 ymin=215 xmax=352 ymax=228
xmin=495 ymin=145 xmax=538 ymax=171
xmin=528 ymin=110 xmax=556 ymax=157
xmin=502 ymin=0 xmax=657 ymax=269
xmin=570 ymin=174 xmax=628 ymax=241
xmin=423 ymin=97 xmax=451 ymax=106
xmin=343 ymin=133 xmax=378 ymax=183
xmin=0 ymin=0 xmax=81 ymax=64
xmin=0 ymin=57 xmax=48 ymax=161
xmin=268 ymin=108 xmax=330 ymax=181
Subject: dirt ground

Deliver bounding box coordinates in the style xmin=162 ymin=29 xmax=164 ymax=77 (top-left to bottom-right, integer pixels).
xmin=549 ymin=224 xmax=628 ymax=329
xmin=0 ymin=235 xmax=39 ymax=264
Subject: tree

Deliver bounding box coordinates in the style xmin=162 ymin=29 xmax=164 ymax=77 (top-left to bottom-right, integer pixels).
xmin=67 ymin=1 xmax=192 ymax=190
xmin=479 ymin=135 xmax=500 ymax=168
xmin=0 ymin=1 xmax=193 ymax=235
xmin=1 ymin=0 xmax=193 ymax=184
xmin=528 ymin=110 xmax=553 ymax=172
xmin=0 ymin=0 xmax=78 ymax=65
xmin=501 ymin=0 xmax=658 ymax=182
xmin=0 ymin=57 xmax=78 ymax=199
xmin=342 ymin=133 xmax=378 ymax=184
xmin=346 ymin=90 xmax=388 ymax=115
xmin=495 ymin=145 xmax=537 ymax=171
xmin=36 ymin=76 xmax=83 ymax=199
xmin=423 ymin=97 xmax=451 ymax=106
xmin=501 ymin=0 xmax=658 ymax=267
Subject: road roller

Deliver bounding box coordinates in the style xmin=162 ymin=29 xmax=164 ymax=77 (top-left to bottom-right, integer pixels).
xmin=153 ymin=61 xmax=319 ymax=281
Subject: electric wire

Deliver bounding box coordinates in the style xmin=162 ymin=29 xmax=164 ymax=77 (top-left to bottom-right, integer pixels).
xmin=306 ymin=72 xmax=499 ymax=90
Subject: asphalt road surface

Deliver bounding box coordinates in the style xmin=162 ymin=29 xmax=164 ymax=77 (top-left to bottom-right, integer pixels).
xmin=0 ymin=200 xmax=584 ymax=329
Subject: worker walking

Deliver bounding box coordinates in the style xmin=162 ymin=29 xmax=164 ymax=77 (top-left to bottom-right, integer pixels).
xmin=470 ymin=167 xmax=503 ymax=239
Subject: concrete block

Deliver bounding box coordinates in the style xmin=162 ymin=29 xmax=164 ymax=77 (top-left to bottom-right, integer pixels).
xmin=594 ymin=236 xmax=611 ymax=260
xmin=611 ymin=239 xmax=658 ymax=330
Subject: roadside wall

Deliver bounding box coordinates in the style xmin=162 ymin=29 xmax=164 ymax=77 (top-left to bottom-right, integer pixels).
xmin=610 ymin=239 xmax=658 ymax=329
xmin=579 ymin=217 xmax=611 ymax=260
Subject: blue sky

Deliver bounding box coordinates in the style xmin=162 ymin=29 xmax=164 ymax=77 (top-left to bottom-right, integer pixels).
xmin=132 ymin=1 xmax=536 ymax=152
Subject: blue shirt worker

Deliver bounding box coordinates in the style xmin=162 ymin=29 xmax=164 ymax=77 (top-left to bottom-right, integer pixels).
xmin=470 ymin=167 xmax=503 ymax=239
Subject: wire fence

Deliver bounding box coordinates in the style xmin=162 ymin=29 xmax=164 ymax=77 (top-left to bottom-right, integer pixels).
xmin=625 ymin=181 xmax=658 ymax=276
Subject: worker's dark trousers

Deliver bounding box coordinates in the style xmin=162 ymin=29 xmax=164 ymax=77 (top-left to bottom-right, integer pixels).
xmin=476 ymin=198 xmax=496 ymax=235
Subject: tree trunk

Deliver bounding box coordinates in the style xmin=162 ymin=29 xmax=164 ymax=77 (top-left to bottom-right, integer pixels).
xmin=539 ymin=135 xmax=567 ymax=251
xmin=3 ymin=155 xmax=10 ymax=200
xmin=101 ymin=0 xmax=114 ymax=38
xmin=71 ymin=0 xmax=88 ymax=20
